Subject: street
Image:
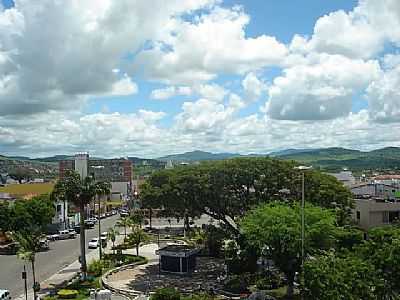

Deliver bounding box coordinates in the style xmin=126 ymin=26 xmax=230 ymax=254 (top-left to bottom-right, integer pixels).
xmin=0 ymin=215 xmax=119 ymax=297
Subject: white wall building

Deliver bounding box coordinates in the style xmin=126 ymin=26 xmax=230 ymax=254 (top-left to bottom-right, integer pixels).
xmin=52 ymin=200 xmax=69 ymax=229
xmin=353 ymin=198 xmax=400 ymax=230
xmin=74 ymin=153 xmax=89 ymax=179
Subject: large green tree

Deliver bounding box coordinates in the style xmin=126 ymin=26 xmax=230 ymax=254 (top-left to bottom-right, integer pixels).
xmin=241 ymin=202 xmax=338 ymax=298
xmin=143 ymin=157 xmax=353 ymax=235
xmin=52 ymin=170 xmax=99 ymax=279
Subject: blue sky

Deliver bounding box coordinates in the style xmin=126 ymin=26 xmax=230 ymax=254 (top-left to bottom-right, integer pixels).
xmin=1 ymin=0 xmax=400 ymax=158
xmin=86 ymin=0 xmax=359 ymax=127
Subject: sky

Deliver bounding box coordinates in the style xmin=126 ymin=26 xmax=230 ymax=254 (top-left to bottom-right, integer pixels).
xmin=1 ymin=0 xmax=400 ymax=158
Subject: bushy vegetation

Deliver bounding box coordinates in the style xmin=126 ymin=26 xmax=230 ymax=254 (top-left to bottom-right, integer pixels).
xmin=87 ymin=254 xmax=147 ymax=277
xmin=151 ymin=288 xmax=218 ymax=300
xmin=57 ymin=289 xmax=79 ymax=299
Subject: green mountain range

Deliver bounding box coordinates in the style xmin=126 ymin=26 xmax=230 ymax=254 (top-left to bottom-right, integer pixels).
xmin=276 ymin=147 xmax=400 ymax=172
xmin=2 ymin=147 xmax=400 ymax=174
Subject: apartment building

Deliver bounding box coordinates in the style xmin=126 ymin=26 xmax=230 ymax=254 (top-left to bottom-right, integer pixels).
xmin=59 ymin=153 xmax=133 ymax=199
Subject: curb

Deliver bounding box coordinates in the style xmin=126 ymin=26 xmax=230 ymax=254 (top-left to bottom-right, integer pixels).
xmin=102 ymin=260 xmax=148 ymax=299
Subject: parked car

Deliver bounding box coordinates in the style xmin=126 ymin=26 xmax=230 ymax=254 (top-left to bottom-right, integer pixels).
xmin=106 ymin=211 xmax=112 ymax=217
xmin=74 ymin=225 xmax=81 ymax=234
xmin=47 ymin=234 xmax=60 ymax=241
xmin=88 ymin=238 xmax=99 ymax=249
xmin=68 ymin=229 xmax=77 ymax=239
xmin=58 ymin=230 xmax=71 ymax=240
xmin=84 ymin=220 xmax=95 ymax=229
xmin=88 ymin=217 xmax=98 ymax=224
xmin=0 ymin=289 xmax=11 ymax=300
xmin=39 ymin=239 xmax=50 ymax=250
xmin=100 ymin=236 xmax=107 ymax=248
xmin=119 ymin=210 xmax=129 ymax=217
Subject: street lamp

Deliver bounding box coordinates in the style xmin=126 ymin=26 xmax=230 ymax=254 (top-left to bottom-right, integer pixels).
xmin=91 ymin=165 xmax=104 ymax=260
xmin=294 ymin=165 xmax=312 ymax=299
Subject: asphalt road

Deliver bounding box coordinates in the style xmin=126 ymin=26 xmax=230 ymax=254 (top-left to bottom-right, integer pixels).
xmin=0 ymin=214 xmax=119 ymax=297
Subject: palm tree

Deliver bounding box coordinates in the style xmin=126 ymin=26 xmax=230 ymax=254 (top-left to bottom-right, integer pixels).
xmin=52 ymin=170 xmax=98 ymax=280
xmin=127 ymin=226 xmax=149 ymax=256
xmin=130 ymin=211 xmax=144 ymax=229
xmin=95 ymin=181 xmax=111 ymax=259
xmin=107 ymin=227 xmax=119 ymax=254
xmin=116 ymin=217 xmax=132 ymax=240
xmin=14 ymin=228 xmax=43 ymax=300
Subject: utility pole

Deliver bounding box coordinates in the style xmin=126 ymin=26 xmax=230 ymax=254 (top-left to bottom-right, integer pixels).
xmin=22 ymin=265 xmax=27 ymax=300
xmin=294 ymin=165 xmax=312 ymax=300
xmin=301 ymin=171 xmax=305 ymax=300
xmin=98 ymin=193 xmax=102 ymax=260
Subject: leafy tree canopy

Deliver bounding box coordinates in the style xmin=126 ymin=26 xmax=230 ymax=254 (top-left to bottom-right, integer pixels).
xmin=142 ymin=157 xmax=353 ymax=234
xmin=241 ymin=202 xmax=338 ymax=297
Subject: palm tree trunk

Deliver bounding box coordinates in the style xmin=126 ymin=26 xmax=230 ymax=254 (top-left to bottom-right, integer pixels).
xmin=112 ymin=241 xmax=115 ymax=254
xmin=149 ymin=208 xmax=152 ymax=229
xmin=63 ymin=199 xmax=67 ymax=229
xmin=136 ymin=245 xmax=139 ymax=256
xmin=286 ymin=272 xmax=295 ymax=298
xmin=79 ymin=203 xmax=87 ymax=280
xmin=31 ymin=257 xmax=37 ymax=300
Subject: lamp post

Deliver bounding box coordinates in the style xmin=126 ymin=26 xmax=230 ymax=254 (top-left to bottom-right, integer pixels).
xmin=294 ymin=165 xmax=312 ymax=299
xmin=91 ymin=165 xmax=104 ymax=260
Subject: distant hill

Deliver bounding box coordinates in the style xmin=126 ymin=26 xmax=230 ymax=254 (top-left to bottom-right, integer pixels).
xmin=157 ymin=150 xmax=241 ymax=162
xmin=32 ymin=155 xmax=74 ymax=163
xmin=276 ymin=147 xmax=400 ymax=172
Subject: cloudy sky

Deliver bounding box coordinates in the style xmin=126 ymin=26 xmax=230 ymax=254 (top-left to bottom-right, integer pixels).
xmin=1 ymin=0 xmax=400 ymax=158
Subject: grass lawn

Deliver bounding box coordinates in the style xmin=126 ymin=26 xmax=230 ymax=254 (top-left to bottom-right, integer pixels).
xmin=0 ymin=183 xmax=54 ymax=197
xmin=106 ymin=200 xmax=123 ymax=207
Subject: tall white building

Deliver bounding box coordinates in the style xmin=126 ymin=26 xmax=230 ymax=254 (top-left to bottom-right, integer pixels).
xmin=74 ymin=153 xmax=89 ymax=179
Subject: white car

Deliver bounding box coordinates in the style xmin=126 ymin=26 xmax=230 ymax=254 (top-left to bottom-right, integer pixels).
xmin=47 ymin=234 xmax=60 ymax=241
xmin=0 ymin=290 xmax=11 ymax=300
xmin=88 ymin=238 xmax=99 ymax=249
xmin=101 ymin=232 xmax=108 ymax=238
xmin=58 ymin=230 xmax=71 ymax=240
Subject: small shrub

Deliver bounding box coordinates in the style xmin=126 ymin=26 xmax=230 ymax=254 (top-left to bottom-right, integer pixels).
xmin=224 ymin=275 xmax=249 ymax=294
xmin=255 ymin=270 xmax=284 ymax=290
xmin=57 ymin=289 xmax=79 ymax=299
xmin=87 ymin=259 xmax=109 ymax=277
xmin=151 ymin=287 xmax=181 ymax=300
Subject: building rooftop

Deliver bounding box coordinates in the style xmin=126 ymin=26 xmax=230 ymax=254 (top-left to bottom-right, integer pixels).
xmin=156 ymin=244 xmax=200 ymax=257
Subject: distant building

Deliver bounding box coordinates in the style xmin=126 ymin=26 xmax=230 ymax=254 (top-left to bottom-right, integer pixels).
xmin=329 ymin=171 xmax=356 ymax=187
xmin=353 ymin=197 xmax=400 ymax=230
xmin=52 ymin=200 xmax=69 ymax=230
xmin=0 ymin=192 xmax=16 ymax=202
xmin=351 ymin=183 xmax=400 ymax=200
xmin=371 ymin=175 xmax=400 ymax=187
xmin=165 ymin=160 xmax=174 ymax=169
xmin=59 ymin=153 xmax=133 ymax=200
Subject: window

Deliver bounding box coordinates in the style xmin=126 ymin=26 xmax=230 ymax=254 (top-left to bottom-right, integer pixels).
xmin=356 ymin=211 xmax=361 ymax=220
xmin=57 ymin=204 xmax=62 ymax=213
xmin=383 ymin=211 xmax=389 ymax=224
xmin=389 ymin=211 xmax=400 ymax=223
